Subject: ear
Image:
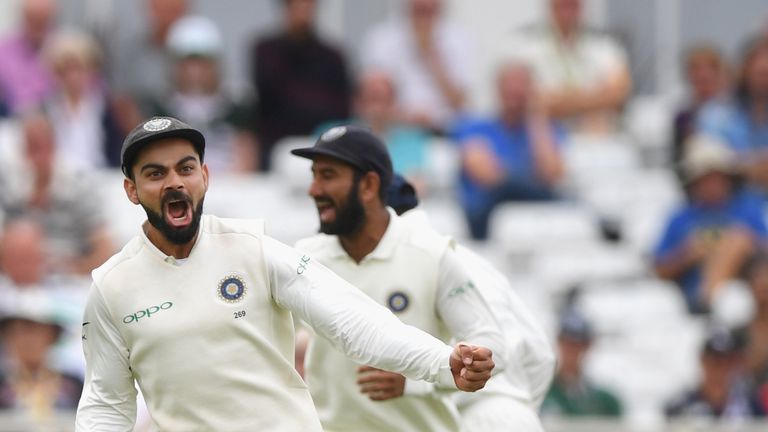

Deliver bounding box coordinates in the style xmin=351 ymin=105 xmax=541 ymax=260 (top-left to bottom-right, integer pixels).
xmin=124 ymin=177 xmax=140 ymax=205
xmin=358 ymin=172 xmax=382 ymax=205
xmin=202 ymin=163 xmax=210 ymax=192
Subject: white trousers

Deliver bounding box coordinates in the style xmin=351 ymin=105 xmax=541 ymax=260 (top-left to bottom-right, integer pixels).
xmin=459 ymin=395 xmax=544 ymax=432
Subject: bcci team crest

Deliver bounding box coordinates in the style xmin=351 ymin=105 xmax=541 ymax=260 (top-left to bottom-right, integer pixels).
xmin=143 ymin=118 xmax=172 ymax=132
xmin=218 ymin=275 xmax=247 ymax=303
xmin=387 ymin=291 xmax=409 ymax=313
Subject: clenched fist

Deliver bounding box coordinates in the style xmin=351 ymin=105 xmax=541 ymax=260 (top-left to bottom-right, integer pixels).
xmin=450 ymin=343 xmax=494 ymax=392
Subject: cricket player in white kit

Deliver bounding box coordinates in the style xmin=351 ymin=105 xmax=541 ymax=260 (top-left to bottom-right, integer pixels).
xmin=386 ymin=175 xmax=555 ymax=431
xmin=291 ymin=126 xmax=507 ymax=432
xmin=75 ymin=117 xmax=496 ymax=431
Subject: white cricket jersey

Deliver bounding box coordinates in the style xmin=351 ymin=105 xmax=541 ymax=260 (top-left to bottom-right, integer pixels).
xmin=402 ymin=210 xmax=556 ymax=430
xmin=295 ymin=209 xmax=505 ymax=432
xmin=76 ymin=215 xmax=458 ymax=432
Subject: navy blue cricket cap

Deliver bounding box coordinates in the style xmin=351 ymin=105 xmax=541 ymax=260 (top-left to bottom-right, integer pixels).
xmin=121 ymin=116 xmax=206 ymax=177
xmin=291 ymin=125 xmax=393 ymax=189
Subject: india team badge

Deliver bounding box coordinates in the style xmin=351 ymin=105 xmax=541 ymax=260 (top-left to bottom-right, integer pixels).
xmin=218 ymin=274 xmax=247 ymax=303
xmin=143 ymin=118 xmax=172 ymax=132
xmin=387 ymin=291 xmax=409 ymax=313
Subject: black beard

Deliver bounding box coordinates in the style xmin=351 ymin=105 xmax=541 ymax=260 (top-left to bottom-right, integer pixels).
xmin=142 ymin=191 xmax=205 ymax=245
xmin=318 ymin=180 xmax=365 ymax=236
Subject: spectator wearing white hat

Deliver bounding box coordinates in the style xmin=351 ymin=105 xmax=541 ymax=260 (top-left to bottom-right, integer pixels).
xmin=0 ymin=290 xmax=83 ymax=420
xmin=653 ymin=135 xmax=767 ymax=314
xmin=147 ymin=15 xmax=258 ymax=173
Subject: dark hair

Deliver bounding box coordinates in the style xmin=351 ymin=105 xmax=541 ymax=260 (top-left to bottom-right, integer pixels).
xmin=349 ymin=166 xmax=388 ymax=203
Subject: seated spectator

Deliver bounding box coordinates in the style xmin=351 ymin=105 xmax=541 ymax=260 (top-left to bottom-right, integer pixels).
xmin=360 ymin=0 xmax=471 ymax=132
xmin=42 ymin=30 xmax=123 ymax=169
xmin=0 ymin=290 xmax=83 ymax=419
xmin=0 ymin=0 xmax=57 ymax=115
xmin=697 ymin=39 xmax=768 ymax=196
xmin=319 ymin=70 xmax=431 ymax=191
xmin=147 ymin=16 xmax=258 ymax=174
xmin=109 ymin=0 xmax=188 ymax=117
xmin=0 ymin=114 xmax=114 ymax=276
xmin=516 ymin=0 xmax=631 ymax=134
xmin=653 ymin=135 xmax=767 ymax=314
xmin=672 ymin=44 xmax=730 ymax=168
xmin=453 ymin=62 xmax=564 ymax=240
xmin=0 ymin=218 xmax=48 ymax=289
xmin=541 ymin=310 xmax=623 ymax=417
xmin=744 ymin=253 xmax=768 ymax=410
xmin=666 ymin=326 xmax=763 ymax=419
xmin=252 ymin=0 xmax=351 ymax=171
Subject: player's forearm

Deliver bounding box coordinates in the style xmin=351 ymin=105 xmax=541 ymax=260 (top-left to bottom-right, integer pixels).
xmin=269 ymin=238 xmax=457 ymax=387
xmin=299 ymin=272 xmax=456 ymax=386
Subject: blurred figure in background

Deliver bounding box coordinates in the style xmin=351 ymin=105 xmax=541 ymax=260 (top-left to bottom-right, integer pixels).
xmin=252 ymin=0 xmax=351 ymax=171
xmin=0 ymin=291 xmax=83 ymax=420
xmin=360 ymin=0 xmax=471 ymax=133
xmin=744 ymin=253 xmax=768 ymax=411
xmin=698 ymin=39 xmax=768 ymax=197
xmin=0 ymin=0 xmax=57 ymax=115
xmin=319 ymin=70 xmax=431 ymax=192
xmin=148 ymin=16 xmax=258 ymax=173
xmin=672 ymin=44 xmax=730 ymax=169
xmin=666 ymin=326 xmax=763 ymax=419
xmin=0 ymin=114 xmax=114 ymax=276
xmin=42 ymin=30 xmax=123 ymax=170
xmin=109 ymin=0 xmax=189 ymax=129
xmin=453 ymin=62 xmax=564 ymax=240
xmin=0 ymin=218 xmax=48 ymax=289
xmin=541 ymin=310 xmax=623 ymax=417
xmin=653 ymin=135 xmax=766 ymax=314
xmin=517 ymin=0 xmax=631 ymax=134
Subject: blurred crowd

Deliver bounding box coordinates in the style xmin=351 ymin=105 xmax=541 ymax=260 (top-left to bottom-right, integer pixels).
xmin=0 ymin=0 xmax=768 ymax=428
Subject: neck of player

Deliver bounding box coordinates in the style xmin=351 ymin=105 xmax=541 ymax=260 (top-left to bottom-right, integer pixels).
xmin=339 ymin=207 xmax=390 ymax=264
xmin=144 ymin=221 xmax=199 ymax=259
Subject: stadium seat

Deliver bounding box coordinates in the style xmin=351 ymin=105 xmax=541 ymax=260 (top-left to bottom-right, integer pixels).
xmin=423 ymin=137 xmax=461 ymax=195
xmin=271 ymin=136 xmax=315 ymax=195
xmin=574 ymin=169 xmax=682 ymax=221
xmin=563 ymin=133 xmax=643 ymax=183
xmin=0 ymin=118 xmax=22 ymax=168
xmin=488 ymin=202 xmax=602 ymax=250
xmin=529 ymin=244 xmax=648 ymax=292
xmin=419 ymin=196 xmax=468 ymax=240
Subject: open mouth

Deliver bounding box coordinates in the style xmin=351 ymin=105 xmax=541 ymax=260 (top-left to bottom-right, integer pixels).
xmin=164 ymin=198 xmax=193 ymax=228
xmin=315 ymin=199 xmax=336 ymax=223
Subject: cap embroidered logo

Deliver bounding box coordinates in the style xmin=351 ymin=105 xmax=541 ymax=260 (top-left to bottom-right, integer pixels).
xmin=143 ymin=118 xmax=172 ymax=132
xmin=321 ymin=126 xmax=347 ymax=142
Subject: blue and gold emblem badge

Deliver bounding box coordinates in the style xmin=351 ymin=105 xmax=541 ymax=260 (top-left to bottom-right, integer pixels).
xmin=387 ymin=291 xmax=409 ymax=313
xmin=218 ymin=275 xmax=247 ymax=303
